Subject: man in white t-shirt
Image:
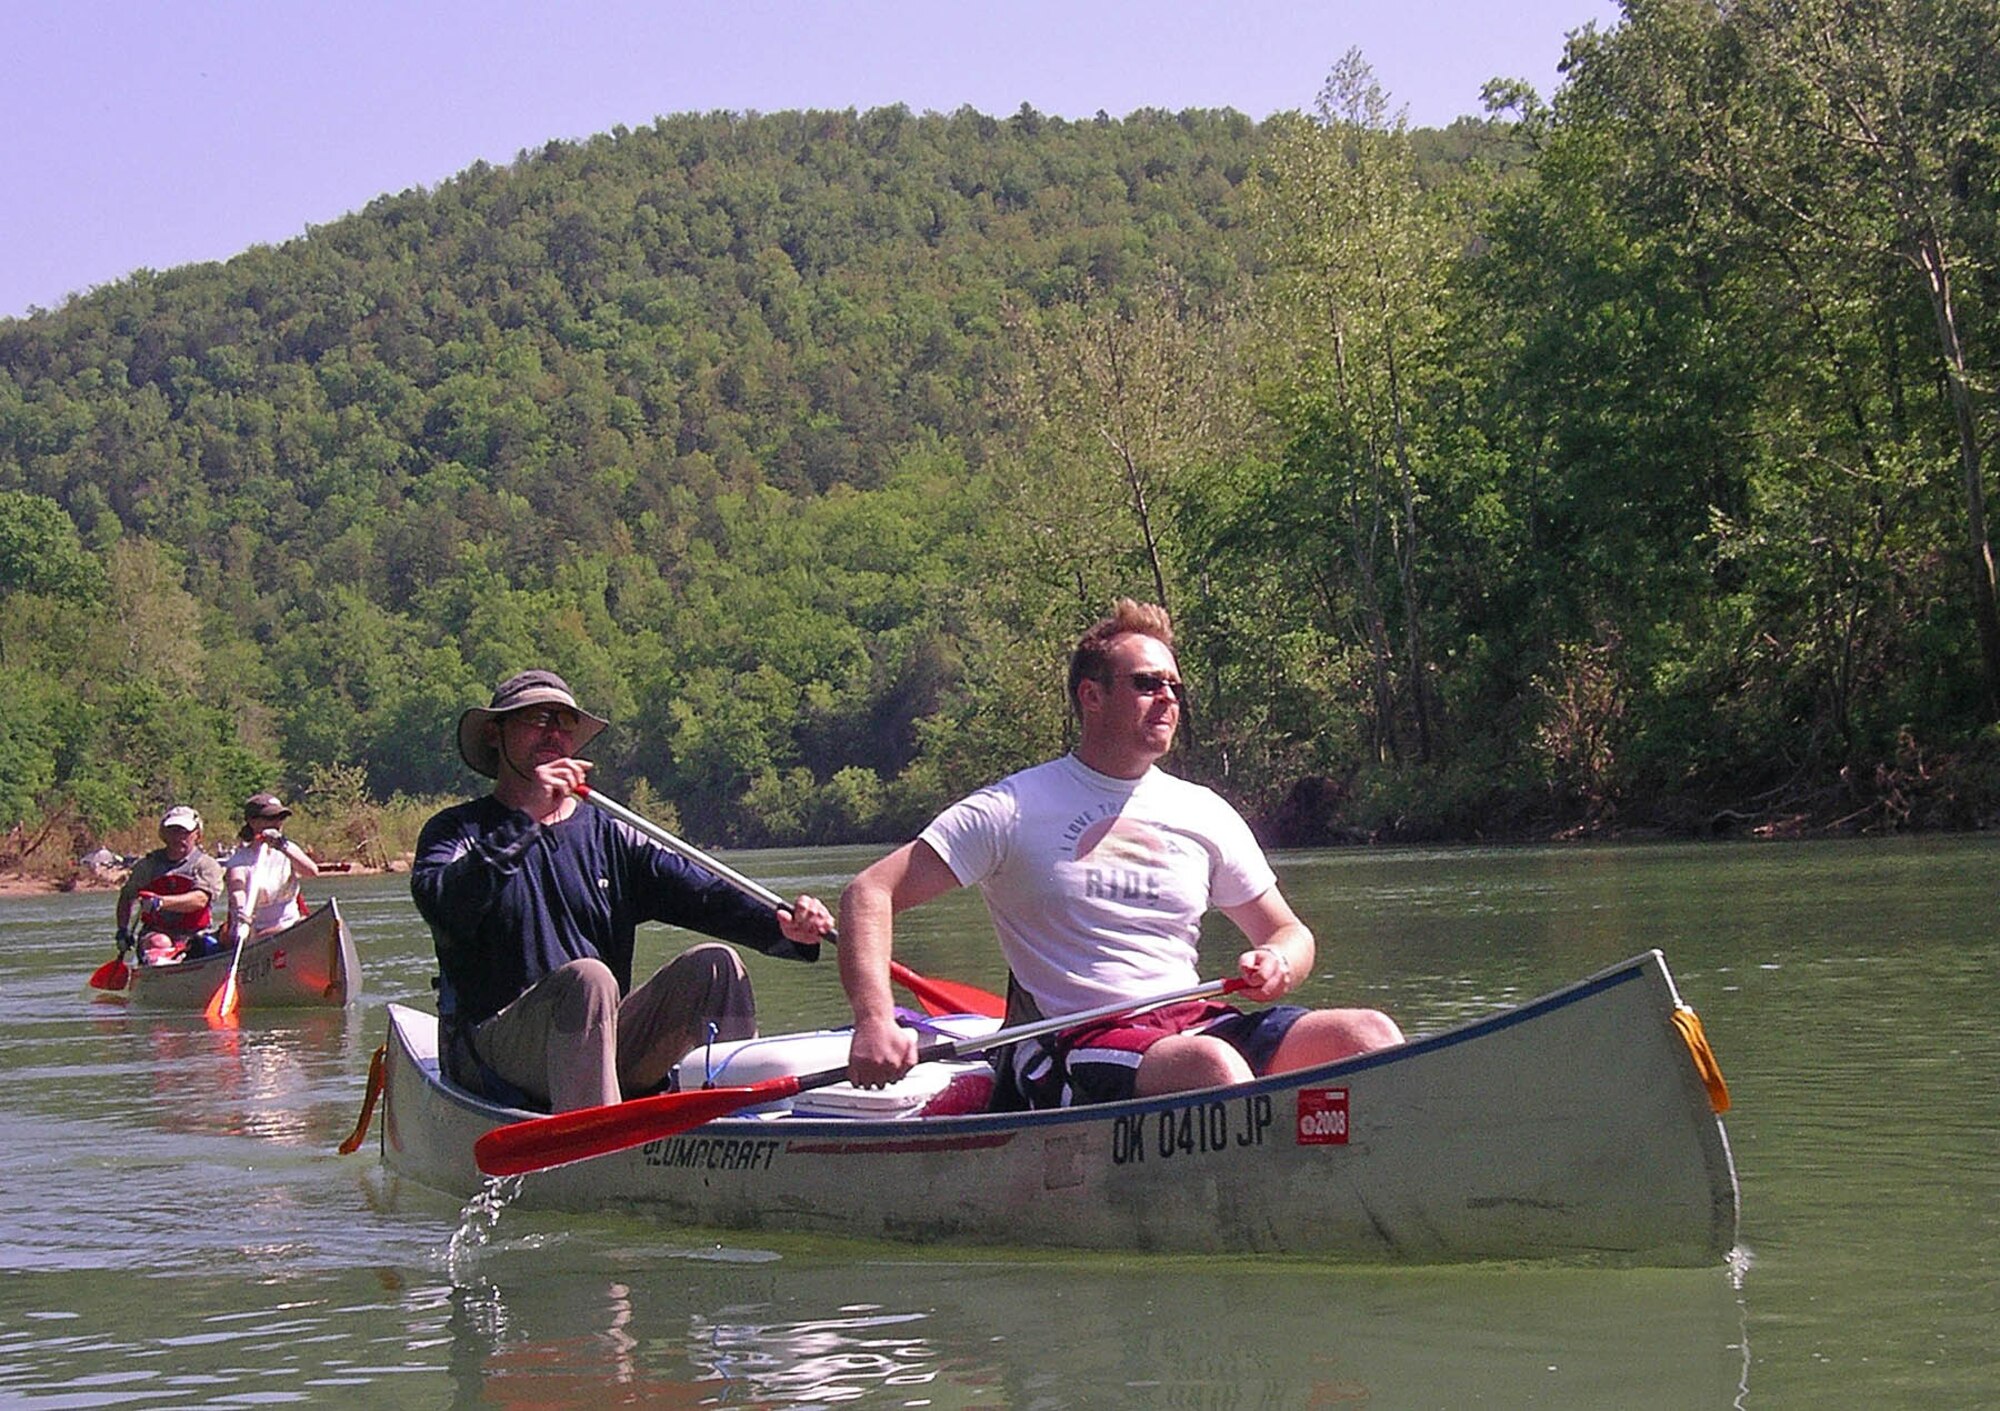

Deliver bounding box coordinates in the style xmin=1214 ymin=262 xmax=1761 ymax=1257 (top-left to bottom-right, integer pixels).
xmin=839 ymin=599 xmax=1404 ymax=1108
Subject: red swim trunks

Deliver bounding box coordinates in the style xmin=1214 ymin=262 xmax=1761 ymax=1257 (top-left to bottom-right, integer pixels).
xmin=1007 ymin=999 xmax=1308 ymax=1108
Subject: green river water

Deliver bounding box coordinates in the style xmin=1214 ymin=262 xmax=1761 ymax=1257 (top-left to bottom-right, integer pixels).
xmin=0 ymin=834 xmax=1993 ymax=1407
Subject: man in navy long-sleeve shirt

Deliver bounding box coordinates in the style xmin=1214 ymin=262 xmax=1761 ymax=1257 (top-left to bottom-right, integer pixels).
xmin=413 ymin=670 xmax=834 ymax=1112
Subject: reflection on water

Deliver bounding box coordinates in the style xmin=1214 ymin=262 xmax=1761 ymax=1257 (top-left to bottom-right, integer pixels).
xmin=0 ymin=1252 xmax=1748 ymax=1409
xmin=427 ymin=1243 xmax=1749 ymax=1410
xmin=448 ymin=1274 xmax=960 ymax=1407
xmin=694 ymin=1305 xmax=943 ymax=1405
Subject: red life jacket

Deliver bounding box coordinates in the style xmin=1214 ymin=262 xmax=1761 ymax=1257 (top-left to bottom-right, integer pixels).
xmin=138 ymin=868 xmax=213 ymax=936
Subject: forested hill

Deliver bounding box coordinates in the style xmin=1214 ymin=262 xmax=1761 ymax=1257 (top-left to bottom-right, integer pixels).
xmin=0 ymin=105 xmax=1295 ymax=851
xmin=4 ymin=10 xmax=1998 ymax=865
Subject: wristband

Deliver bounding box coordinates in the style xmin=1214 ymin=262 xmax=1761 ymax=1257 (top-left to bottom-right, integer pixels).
xmin=1260 ymin=947 xmax=1294 ymax=989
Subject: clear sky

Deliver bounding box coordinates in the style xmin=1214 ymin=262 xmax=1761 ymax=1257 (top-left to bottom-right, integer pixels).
xmin=3 ymin=0 xmax=1620 ymax=320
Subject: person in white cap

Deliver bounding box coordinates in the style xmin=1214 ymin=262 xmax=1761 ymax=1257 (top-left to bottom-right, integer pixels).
xmin=412 ymin=669 xmax=836 ymax=1113
xmin=222 ymin=792 xmax=322 ymax=945
xmin=115 ymin=806 xmax=226 ymax=965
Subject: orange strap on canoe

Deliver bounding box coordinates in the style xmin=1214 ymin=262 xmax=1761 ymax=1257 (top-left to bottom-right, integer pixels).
xmin=1671 ymin=1005 xmax=1730 ymax=1114
xmin=338 ymin=1044 xmax=388 ymax=1155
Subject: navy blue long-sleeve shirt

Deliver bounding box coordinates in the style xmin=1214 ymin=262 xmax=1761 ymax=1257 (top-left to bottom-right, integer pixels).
xmin=411 ymin=796 xmax=818 ymax=1029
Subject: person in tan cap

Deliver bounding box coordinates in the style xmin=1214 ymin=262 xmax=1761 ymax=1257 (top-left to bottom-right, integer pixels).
xmin=411 ymin=669 xmax=835 ymax=1113
xmin=222 ymin=792 xmax=322 ymax=945
xmin=115 ymin=806 xmax=226 ymax=965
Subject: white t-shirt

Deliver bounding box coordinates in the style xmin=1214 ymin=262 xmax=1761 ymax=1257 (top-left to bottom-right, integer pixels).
xmin=920 ymin=754 xmax=1276 ymax=1015
xmin=223 ymin=840 xmax=307 ymax=939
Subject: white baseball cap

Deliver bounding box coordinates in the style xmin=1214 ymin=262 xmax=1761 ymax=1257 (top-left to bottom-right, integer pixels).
xmin=159 ymin=805 xmax=202 ymax=833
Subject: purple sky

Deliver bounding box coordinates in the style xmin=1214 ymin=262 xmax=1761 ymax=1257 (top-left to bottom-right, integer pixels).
xmin=3 ymin=0 xmax=1620 ymax=320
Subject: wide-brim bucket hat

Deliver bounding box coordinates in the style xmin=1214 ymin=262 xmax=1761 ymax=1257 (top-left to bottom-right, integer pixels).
xmin=456 ymin=669 xmax=608 ymax=777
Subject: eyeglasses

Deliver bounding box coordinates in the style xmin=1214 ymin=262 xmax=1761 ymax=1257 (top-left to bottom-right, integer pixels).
xmin=510 ymin=707 xmax=581 ymax=735
xmin=1118 ymin=671 xmax=1187 ymax=701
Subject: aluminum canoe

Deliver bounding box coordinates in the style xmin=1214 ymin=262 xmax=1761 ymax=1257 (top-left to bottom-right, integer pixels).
xmin=115 ymin=899 xmax=361 ymax=1010
xmin=377 ymin=948 xmax=1738 ymax=1264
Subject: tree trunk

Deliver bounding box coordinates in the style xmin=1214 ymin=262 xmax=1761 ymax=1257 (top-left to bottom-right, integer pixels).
xmin=1912 ymin=227 xmax=2000 ymax=718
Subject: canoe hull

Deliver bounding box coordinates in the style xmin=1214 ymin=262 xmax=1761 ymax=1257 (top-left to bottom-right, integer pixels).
xmin=380 ymin=949 xmax=1738 ymax=1264
xmin=123 ymin=899 xmax=360 ymax=1010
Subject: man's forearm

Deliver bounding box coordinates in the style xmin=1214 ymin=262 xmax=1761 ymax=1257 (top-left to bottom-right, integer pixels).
xmin=1264 ymin=922 xmax=1316 ymax=980
xmin=837 ymin=877 xmax=899 ymax=1025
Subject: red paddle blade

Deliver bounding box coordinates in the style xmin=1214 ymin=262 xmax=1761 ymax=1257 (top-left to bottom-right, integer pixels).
xmin=88 ymin=958 xmax=130 ymax=992
xmin=474 ymin=1075 xmax=806 ymax=1178
xmin=890 ymin=961 xmax=1003 ymax=1018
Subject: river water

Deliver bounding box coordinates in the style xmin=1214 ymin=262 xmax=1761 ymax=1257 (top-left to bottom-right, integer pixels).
xmin=1 ymin=834 xmax=1994 ymax=1407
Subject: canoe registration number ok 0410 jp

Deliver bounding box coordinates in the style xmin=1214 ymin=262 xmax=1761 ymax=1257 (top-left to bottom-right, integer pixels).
xmin=1110 ymin=1093 xmax=1276 ymax=1165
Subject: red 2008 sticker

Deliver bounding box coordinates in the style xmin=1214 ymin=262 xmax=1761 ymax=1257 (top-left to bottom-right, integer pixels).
xmin=1296 ymin=1087 xmax=1349 ymax=1145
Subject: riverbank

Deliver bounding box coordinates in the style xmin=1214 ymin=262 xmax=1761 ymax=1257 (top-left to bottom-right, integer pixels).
xmin=1261 ymin=740 xmax=2000 ymax=848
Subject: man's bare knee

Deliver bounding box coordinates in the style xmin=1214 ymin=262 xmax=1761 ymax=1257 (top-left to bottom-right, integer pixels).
xmin=1271 ymin=1007 xmax=1404 ymax=1072
xmin=1136 ymin=1034 xmax=1252 ymax=1096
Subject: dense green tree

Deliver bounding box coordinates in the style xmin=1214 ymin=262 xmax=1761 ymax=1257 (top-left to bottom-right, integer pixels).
xmin=1243 ymin=54 xmax=1461 ymax=778
xmin=1519 ymin=0 xmax=2000 ymax=818
xmin=1721 ymin=0 xmax=2000 ymax=718
xmin=0 ymin=491 xmax=101 ymax=603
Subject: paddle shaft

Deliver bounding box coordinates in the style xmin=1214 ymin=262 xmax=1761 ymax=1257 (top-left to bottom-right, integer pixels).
xmin=473 ymin=974 xmax=1249 ymax=1177
xmin=863 ymin=973 xmax=1245 ymax=1070
xmin=580 ymin=785 xmax=795 ymax=916
xmin=576 ymin=784 xmax=1004 ymax=1018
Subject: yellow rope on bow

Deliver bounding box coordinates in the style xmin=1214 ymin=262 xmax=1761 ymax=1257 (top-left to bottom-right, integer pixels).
xmin=1671 ymin=1006 xmax=1731 ymax=1114
xmin=338 ymin=1043 xmax=388 ymax=1155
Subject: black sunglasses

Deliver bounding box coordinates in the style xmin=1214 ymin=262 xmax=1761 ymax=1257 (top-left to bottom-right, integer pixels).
xmin=1118 ymin=671 xmax=1188 ymax=701
xmin=510 ymin=707 xmax=581 ymax=733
